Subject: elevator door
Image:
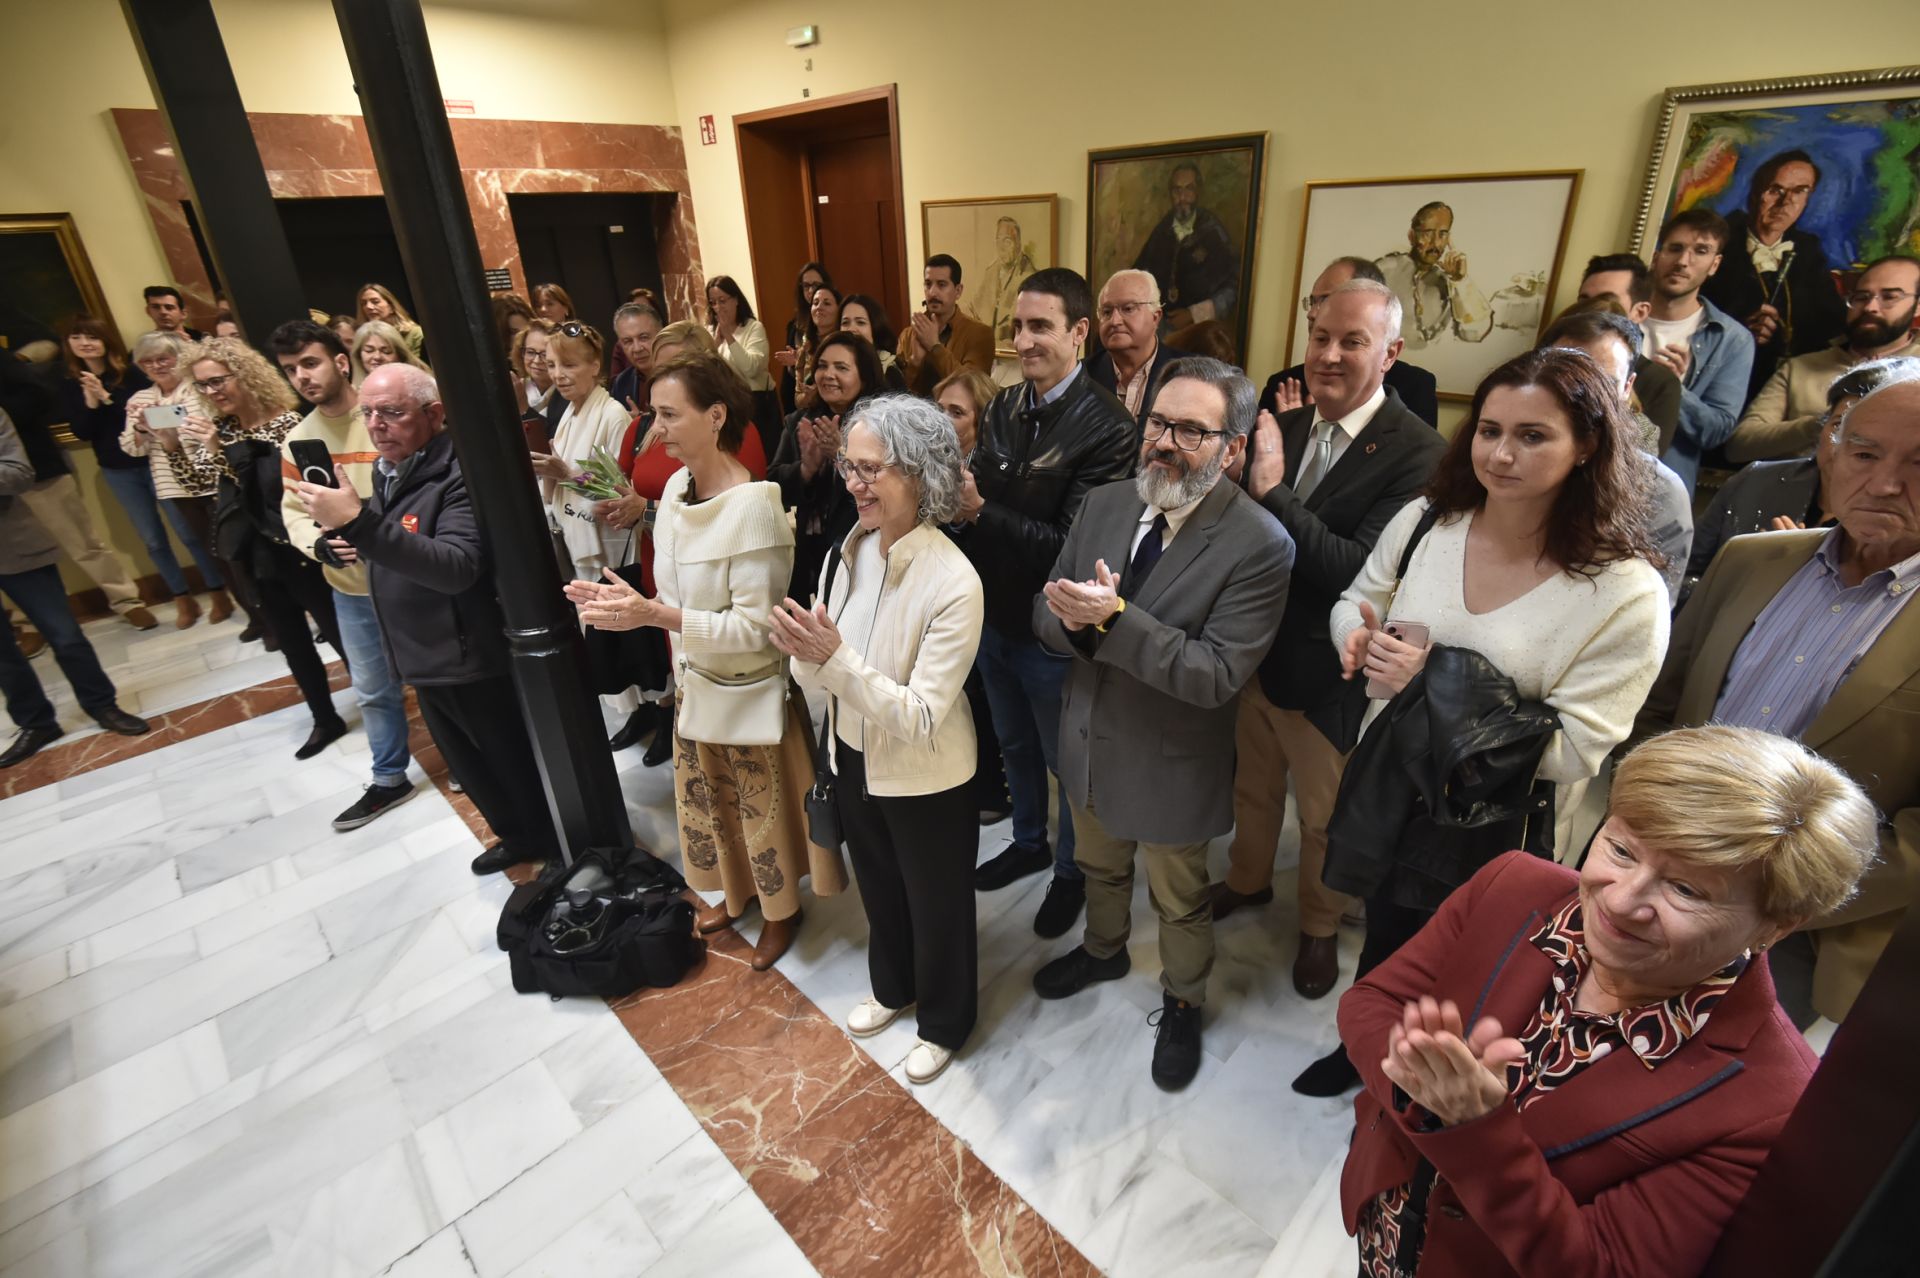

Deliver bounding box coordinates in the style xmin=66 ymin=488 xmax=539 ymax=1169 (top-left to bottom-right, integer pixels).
xmin=508 ymin=193 xmax=669 ymax=332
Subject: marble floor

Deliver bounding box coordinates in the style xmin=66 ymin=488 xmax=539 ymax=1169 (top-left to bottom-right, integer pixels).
xmin=0 ymin=614 xmax=1367 ymax=1276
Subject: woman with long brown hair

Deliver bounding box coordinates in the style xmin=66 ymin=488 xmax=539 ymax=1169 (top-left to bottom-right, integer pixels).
xmin=532 ymin=282 xmax=575 ymax=324
xmin=355 ymin=282 xmax=426 ymax=360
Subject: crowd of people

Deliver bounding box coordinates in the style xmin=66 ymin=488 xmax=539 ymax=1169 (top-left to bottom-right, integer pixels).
xmin=1 ymin=209 xmax=1914 ymax=1273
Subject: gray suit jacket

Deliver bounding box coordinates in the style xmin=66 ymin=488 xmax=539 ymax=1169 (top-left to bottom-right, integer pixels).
xmin=0 ymin=410 xmax=58 ymax=577
xmin=1034 ymin=477 xmax=1293 ymax=843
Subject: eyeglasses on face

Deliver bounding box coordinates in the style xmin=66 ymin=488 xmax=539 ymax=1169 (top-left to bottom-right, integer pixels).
xmin=1301 ymin=294 xmax=1330 ymax=314
xmin=136 ymin=356 xmax=177 ymax=370
xmin=192 ymin=373 xmax=235 ymax=394
xmin=1847 ymin=288 xmax=1915 ymax=309
xmin=833 ymin=456 xmax=893 ymax=486
xmin=1142 ymin=412 xmax=1226 ymax=452
xmin=362 ymin=403 xmax=416 ymax=424
xmin=1097 ymin=301 xmax=1156 ymax=322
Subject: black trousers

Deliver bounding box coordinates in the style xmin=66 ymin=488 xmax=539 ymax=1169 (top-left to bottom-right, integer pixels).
xmin=1355 ymin=894 xmax=1437 ymax=983
xmin=834 ymin=744 xmax=977 ymax=1049
xmin=417 ymin=676 xmax=560 ymax=859
xmin=964 ymin=666 xmax=1009 ymax=814
xmin=254 ymin=543 xmax=341 ymax=723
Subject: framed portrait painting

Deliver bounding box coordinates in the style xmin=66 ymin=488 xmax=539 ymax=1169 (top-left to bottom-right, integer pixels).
xmin=0 ymin=213 xmax=116 ymax=446
xmin=921 ymin=194 xmax=1058 ymax=357
xmin=1285 ymin=171 xmax=1583 ymax=400
xmin=1631 ymin=65 xmax=1920 ymax=270
xmin=1087 ymin=132 xmax=1267 ymax=362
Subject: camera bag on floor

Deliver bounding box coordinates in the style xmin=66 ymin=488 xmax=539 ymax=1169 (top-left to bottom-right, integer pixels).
xmin=496 ymin=848 xmax=702 ymax=998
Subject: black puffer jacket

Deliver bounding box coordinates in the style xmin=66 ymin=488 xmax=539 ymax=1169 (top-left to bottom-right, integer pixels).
xmin=961 ymin=368 xmax=1135 ymax=637
xmin=339 ymin=431 xmax=509 ymax=686
xmin=1323 ymin=644 xmax=1559 ymax=912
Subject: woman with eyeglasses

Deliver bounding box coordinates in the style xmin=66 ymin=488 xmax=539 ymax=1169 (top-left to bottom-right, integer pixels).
xmin=355 ymin=283 xmax=426 ymax=361
xmin=768 ymin=330 xmax=884 ymax=605
xmin=705 ymin=275 xmax=780 ymax=460
xmin=177 ymin=338 xmax=347 ymax=758
xmin=567 ymin=353 xmax=846 ymax=971
xmin=509 ymin=319 xmax=563 ymax=446
xmin=773 ymin=394 xmax=984 ymax=1084
xmin=119 ymin=330 xmax=244 ymax=633
xmin=775 ymin=261 xmax=832 ymax=413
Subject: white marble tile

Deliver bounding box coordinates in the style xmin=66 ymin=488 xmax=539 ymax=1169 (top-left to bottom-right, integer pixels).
xmin=382 ymin=983 xmax=604 ymax=1128
xmin=0 ymin=855 xmax=179 ymax=976
xmin=1255 ymin=1151 xmax=1358 ymax=1278
xmin=540 ymin=1013 xmax=664 ymax=1127
xmin=622 ymin=1130 xmax=751 ymax=1254
xmin=265 ymin=1139 xmax=444 ymax=1277
xmin=311 ymin=848 xmax=479 ymax=957
xmin=0 ymin=949 xmax=68 ymax=1009
xmin=636 ymin=1187 xmax=815 ymax=1278
xmin=193 ymin=840 xmax=413 ymax=955
xmin=1079 ymin=1154 xmax=1276 ymax=1278
xmin=0 ymin=928 xmax=199 ymax=1050
xmin=413 ymin=1060 xmax=582 ymax=1225
xmin=384 ymin=1225 xmax=479 ymax=1278
xmin=501 ymin=1192 xmax=662 ymax=1278
xmin=64 ymin=861 xmax=291 ymax=977
xmin=0 ymin=790 xmax=165 ymax=881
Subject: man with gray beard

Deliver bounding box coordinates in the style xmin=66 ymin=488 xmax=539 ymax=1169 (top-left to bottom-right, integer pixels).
xmin=1027 ymin=357 xmax=1293 ymax=1090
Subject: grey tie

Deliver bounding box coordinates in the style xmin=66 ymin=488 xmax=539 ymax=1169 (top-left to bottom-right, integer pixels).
xmin=1295 ymin=420 xmax=1337 ymax=498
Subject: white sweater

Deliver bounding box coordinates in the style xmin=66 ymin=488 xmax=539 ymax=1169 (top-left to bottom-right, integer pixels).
xmin=547 ymin=385 xmax=634 ymax=572
xmin=1331 ymin=498 xmax=1670 ymax=790
xmin=653 ymin=467 xmax=793 ymax=679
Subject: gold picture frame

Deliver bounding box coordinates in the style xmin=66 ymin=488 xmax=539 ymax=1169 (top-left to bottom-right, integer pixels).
xmin=1284 ymin=170 xmax=1582 ymax=401
xmin=920 ymin=194 xmax=1059 ymax=358
xmin=1 ymin=213 xmax=116 ymax=447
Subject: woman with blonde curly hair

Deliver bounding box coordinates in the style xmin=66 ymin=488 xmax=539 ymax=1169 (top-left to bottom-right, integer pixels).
xmin=179 ymin=337 xmax=347 ymax=760
xmin=351 ymin=320 xmax=431 ymax=383
xmin=355 ymin=282 xmax=426 ymax=360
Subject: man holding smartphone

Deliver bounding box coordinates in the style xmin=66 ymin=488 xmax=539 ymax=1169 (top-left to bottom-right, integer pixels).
xmin=268 ymin=320 xmax=416 ymax=832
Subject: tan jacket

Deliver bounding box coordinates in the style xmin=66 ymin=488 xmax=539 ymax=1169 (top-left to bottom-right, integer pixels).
xmin=791 ymin=523 xmax=982 ymax=798
xmin=895 ymin=309 xmax=995 ymax=397
xmin=1633 ymin=530 xmax=1920 ymax=1020
xmin=1726 ymin=331 xmax=1920 ymax=463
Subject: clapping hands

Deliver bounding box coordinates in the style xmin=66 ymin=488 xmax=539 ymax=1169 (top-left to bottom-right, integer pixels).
xmin=1380 ymin=996 xmax=1523 ymax=1127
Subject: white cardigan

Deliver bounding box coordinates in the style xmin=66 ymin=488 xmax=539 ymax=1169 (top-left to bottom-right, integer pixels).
xmin=1332 ymin=499 xmax=1669 ymax=846
xmin=715 ymin=318 xmax=774 ymax=392
xmin=546 ymin=385 xmax=634 ymax=572
xmin=653 ymin=467 xmax=793 ymax=681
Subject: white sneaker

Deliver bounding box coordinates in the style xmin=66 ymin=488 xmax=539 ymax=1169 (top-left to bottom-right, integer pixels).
xmin=904 ymin=1039 xmax=953 ymax=1084
xmin=847 ymin=996 xmax=905 ymax=1038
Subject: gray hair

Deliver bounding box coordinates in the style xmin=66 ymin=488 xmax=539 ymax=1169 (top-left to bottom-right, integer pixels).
xmin=1328 ymin=278 xmax=1403 ymax=345
xmin=1151 ymin=356 xmax=1257 ymax=440
xmin=1827 ymin=354 xmax=1914 ymax=413
xmin=1101 ymin=268 xmax=1161 ymax=308
xmin=613 ymin=300 xmax=662 ymax=328
xmin=844 ymin=393 xmax=965 ymax=524
xmin=366 ymin=362 xmax=441 ymax=408
xmin=130 ymin=329 xmax=191 ymax=363
xmin=1831 ymin=355 xmax=1920 ymax=443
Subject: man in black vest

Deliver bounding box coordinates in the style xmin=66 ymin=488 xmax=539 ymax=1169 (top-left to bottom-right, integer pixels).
xmin=954 ymin=268 xmax=1136 ymax=940
xmin=1219 ymin=280 xmax=1446 ymax=1024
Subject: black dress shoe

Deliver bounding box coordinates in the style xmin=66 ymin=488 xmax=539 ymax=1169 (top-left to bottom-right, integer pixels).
xmin=641 ymin=730 xmax=673 ymax=768
xmin=1293 ymin=933 xmax=1340 ymax=1000
xmin=1292 ymin=1044 xmax=1362 ymax=1097
xmin=608 ymin=706 xmax=653 ymax=751
xmin=0 ymin=725 xmax=63 ymax=768
xmin=470 ymin=842 xmax=543 ymax=875
xmin=294 ymin=717 xmax=349 ymax=761
xmin=1150 ymin=994 xmax=1203 ymax=1092
xmin=87 ymin=705 xmax=151 ymax=736
xmin=1209 ymin=881 xmax=1274 ymax=921
xmin=238 ymin=623 xmax=264 ymax=643
xmin=975 ymin=839 xmax=1051 ymax=891
xmin=1032 ymin=945 xmax=1130 ymax=1000
xmin=1033 ymin=876 xmax=1085 ymax=938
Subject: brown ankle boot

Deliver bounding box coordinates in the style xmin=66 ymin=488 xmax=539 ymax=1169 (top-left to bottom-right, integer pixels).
xmin=694 ymin=900 xmax=736 ymax=934
xmin=174 ymin=594 xmax=201 ymax=630
xmin=206 ymin=589 xmax=234 ymax=624
xmin=752 ymin=909 xmax=802 ymax=971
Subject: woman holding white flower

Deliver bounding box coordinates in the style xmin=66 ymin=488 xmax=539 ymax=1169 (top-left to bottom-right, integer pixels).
xmin=532 ymin=321 xmax=635 ymax=584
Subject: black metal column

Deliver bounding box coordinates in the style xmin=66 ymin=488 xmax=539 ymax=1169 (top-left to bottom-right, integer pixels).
xmin=329 ymin=0 xmax=631 ymax=860
xmin=120 ymin=0 xmax=309 ymax=337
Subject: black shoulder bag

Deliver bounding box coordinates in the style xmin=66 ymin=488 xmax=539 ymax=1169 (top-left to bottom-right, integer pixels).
xmin=803 ymin=546 xmax=844 ymax=850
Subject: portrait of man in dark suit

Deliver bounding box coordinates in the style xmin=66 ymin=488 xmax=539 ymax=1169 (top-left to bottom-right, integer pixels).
xmin=1132 ymin=163 xmax=1242 ymax=338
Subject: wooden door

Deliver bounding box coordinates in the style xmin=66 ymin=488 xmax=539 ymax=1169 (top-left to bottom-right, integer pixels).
xmin=808 ymin=134 xmax=907 ymax=331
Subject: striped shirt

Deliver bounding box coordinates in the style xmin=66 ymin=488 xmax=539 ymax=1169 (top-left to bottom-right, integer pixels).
xmin=1715 ymin=529 xmax=1920 ymax=738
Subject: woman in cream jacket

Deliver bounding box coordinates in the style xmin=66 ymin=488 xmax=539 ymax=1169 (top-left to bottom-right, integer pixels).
xmin=568 ymin=354 xmax=844 ymax=971
xmin=773 ymin=394 xmax=983 ymax=1085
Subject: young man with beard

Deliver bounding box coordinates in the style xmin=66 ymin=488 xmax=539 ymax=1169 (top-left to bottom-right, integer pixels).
xmin=1642 ymin=209 xmax=1755 ymax=492
xmin=1027 ymin=356 xmax=1293 ymax=1090
xmin=269 ymin=320 xmax=416 ymax=831
xmin=1728 ymin=255 xmax=1920 ymax=462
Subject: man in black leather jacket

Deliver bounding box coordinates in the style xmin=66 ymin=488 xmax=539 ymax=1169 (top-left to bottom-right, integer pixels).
xmin=953 ymin=268 xmax=1136 ymax=938
xmin=293 ymin=364 xmax=561 ymax=877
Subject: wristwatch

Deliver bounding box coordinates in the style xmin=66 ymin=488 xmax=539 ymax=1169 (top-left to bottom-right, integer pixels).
xmin=1096 ymin=597 xmax=1126 ymax=633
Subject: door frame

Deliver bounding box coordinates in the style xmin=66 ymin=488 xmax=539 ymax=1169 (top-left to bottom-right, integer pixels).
xmin=732 ymin=84 xmax=906 ymax=335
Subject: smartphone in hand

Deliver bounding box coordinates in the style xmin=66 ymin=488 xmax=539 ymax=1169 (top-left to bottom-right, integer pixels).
xmin=1365 ymin=620 xmax=1431 ymax=700
xmin=288 ymin=439 xmax=338 ymax=488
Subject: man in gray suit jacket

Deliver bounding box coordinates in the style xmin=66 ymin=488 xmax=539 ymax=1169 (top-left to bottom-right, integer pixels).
xmin=1027 ymin=356 xmax=1293 ymax=1091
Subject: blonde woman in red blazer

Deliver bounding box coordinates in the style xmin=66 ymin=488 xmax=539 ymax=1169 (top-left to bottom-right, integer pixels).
xmin=1337 ymin=725 xmax=1876 ymax=1278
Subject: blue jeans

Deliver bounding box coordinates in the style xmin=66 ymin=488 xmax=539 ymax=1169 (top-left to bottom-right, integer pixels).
xmin=100 ymin=466 xmax=191 ymax=596
xmin=974 ymin=625 xmax=1077 ymax=880
xmin=1 ymin=565 xmax=118 ymax=730
xmin=333 ymin=589 xmax=411 ymax=787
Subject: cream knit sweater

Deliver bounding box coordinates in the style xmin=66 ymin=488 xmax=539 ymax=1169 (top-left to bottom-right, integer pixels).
xmin=654 ymin=467 xmax=794 ymax=681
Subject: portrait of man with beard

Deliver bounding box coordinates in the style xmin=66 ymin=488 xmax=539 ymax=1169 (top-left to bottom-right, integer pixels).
xmin=1131 ymin=164 xmax=1242 ymax=338
xmin=1375 ymin=201 xmax=1492 ymax=351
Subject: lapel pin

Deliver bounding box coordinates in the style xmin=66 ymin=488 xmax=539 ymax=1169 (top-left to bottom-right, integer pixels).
xmin=1364 ymin=442 xmax=1378 ymax=455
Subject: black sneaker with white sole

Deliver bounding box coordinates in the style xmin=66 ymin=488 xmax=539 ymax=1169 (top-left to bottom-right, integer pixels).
xmin=332 ymin=781 xmax=417 ymax=831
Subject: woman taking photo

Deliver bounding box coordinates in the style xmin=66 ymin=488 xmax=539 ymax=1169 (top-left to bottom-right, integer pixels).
xmin=774 ymin=394 xmax=984 ymax=1084
xmin=775 ymin=261 xmax=832 ymax=412
xmin=1338 ymin=725 xmax=1875 ymax=1278
xmin=705 ymin=274 xmax=779 ymax=459
xmin=510 ymin=319 xmax=564 ymax=445
xmin=768 ymin=330 xmax=882 ymax=604
xmin=119 ymin=331 xmax=241 ymax=632
xmin=840 ymin=293 xmax=908 ymax=392
xmin=1296 ymin=346 xmax=1671 ymax=1098
xmin=567 ymin=354 xmax=845 ymax=970
xmin=355 ymin=283 xmax=426 ymax=360
xmin=178 ymin=338 xmax=345 ymax=757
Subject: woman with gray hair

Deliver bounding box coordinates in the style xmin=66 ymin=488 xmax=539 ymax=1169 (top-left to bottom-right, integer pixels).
xmin=772 ymin=393 xmax=986 ymax=1084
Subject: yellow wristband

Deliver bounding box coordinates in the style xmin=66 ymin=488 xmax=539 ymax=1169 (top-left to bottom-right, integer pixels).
xmin=1096 ymin=596 xmax=1126 ymax=633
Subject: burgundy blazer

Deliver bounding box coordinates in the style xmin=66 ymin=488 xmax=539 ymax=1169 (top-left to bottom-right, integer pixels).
xmin=1337 ymin=852 xmax=1816 ymax=1278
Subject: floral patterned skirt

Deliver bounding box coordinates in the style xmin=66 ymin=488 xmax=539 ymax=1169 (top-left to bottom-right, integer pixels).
xmin=673 ymin=695 xmax=846 ymax=921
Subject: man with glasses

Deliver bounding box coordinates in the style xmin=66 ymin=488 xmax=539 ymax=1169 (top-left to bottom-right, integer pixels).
xmin=1086 ymin=269 xmax=1179 ymax=437
xmin=1028 ymin=355 xmax=1292 ymax=1090
xmin=1262 ymin=256 xmax=1439 ymax=427
xmin=1224 ymin=280 xmax=1446 ymax=1035
xmin=1702 ymin=150 xmax=1850 ymax=401
xmin=268 ymin=320 xmax=416 ymax=833
xmin=293 ymin=364 xmax=562 ymax=876
xmin=1728 ymin=255 xmax=1920 ymax=462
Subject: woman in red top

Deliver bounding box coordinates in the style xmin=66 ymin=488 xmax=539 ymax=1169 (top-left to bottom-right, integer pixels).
xmin=592 ymin=321 xmax=765 ymax=764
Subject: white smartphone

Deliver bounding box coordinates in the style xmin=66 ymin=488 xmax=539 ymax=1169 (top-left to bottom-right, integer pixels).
xmin=1366 ymin=620 xmax=1432 ymax=700
xmin=141 ymin=403 xmax=188 ymax=431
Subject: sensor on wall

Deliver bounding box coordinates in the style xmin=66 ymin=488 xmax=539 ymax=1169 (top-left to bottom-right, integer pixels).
xmin=786 ymin=25 xmax=818 ymax=48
